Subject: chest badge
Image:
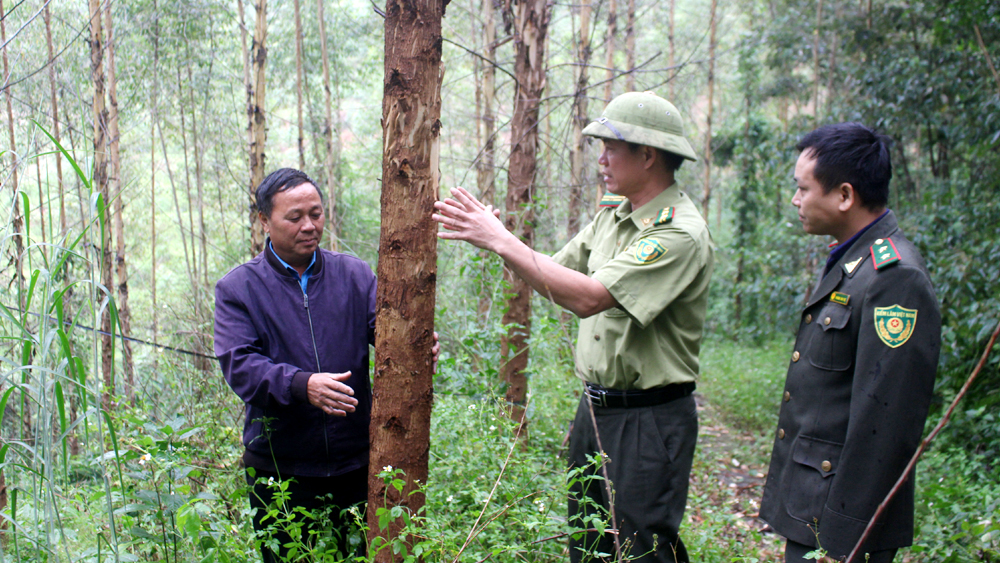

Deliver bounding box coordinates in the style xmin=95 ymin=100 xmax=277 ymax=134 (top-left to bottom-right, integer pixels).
xmin=830 ymin=292 xmax=850 ymax=306
xmin=874 ymin=305 xmax=918 ymax=348
xmin=633 ymin=239 xmax=667 ymax=264
xmin=844 ymin=257 xmax=863 ymax=274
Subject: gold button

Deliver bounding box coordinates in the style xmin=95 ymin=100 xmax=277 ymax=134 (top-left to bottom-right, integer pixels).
xmin=792 ymin=351 xmax=800 ymax=362
xmin=824 ymin=317 xmax=832 ymax=326
xmin=821 ymin=460 xmax=832 ymax=472
xmin=594 ymin=334 xmax=600 ymax=341
xmin=784 ymin=391 xmax=791 ymax=402
xmin=805 ymin=314 xmax=812 ymax=323
xmin=778 ymin=429 xmax=785 ymax=439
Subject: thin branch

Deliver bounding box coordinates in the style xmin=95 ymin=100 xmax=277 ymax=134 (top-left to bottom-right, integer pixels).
xmin=846 ymin=317 xmax=1000 ymax=563
xmin=973 ymin=24 xmax=1000 ymax=97
xmin=444 ymin=36 xmax=517 ymax=83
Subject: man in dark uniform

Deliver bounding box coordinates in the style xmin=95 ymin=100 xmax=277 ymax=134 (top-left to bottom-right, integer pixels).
xmin=759 ymin=123 xmax=941 ymax=563
xmin=432 ymin=91 xmax=713 ymax=563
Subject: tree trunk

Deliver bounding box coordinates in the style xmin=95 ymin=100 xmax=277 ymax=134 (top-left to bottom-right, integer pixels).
xmin=105 ymin=0 xmax=134 ymax=403
xmin=568 ymin=0 xmax=591 ymax=238
xmin=625 ymin=0 xmax=636 ymax=91
xmin=501 ymin=0 xmax=549 ymax=436
xmin=294 ymin=0 xmax=306 ymax=169
xmin=248 ymin=0 xmax=268 ymax=256
xmin=812 ymin=0 xmax=823 ymax=123
xmin=151 ymin=0 xmax=160 ymax=367
xmin=668 ymin=0 xmax=676 ymax=100
xmin=317 ymin=0 xmax=340 ymax=251
xmin=367 ymin=0 xmax=445 ymax=557
xmin=0 ymin=0 xmax=15 ymax=528
xmin=476 ymin=0 xmax=498 ymax=323
xmin=701 ymin=0 xmax=716 ymax=221
xmin=603 ymin=0 xmax=616 ymax=103
xmin=43 ymin=4 xmax=66 ymax=239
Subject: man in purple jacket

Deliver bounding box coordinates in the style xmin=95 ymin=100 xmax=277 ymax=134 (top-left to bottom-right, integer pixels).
xmin=214 ymin=168 xmax=377 ymax=561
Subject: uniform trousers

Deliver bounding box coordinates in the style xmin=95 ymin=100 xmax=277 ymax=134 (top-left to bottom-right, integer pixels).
xmin=784 ymin=539 xmax=898 ymax=563
xmin=246 ymin=465 xmax=367 ymax=562
xmin=568 ymin=393 xmax=698 ymax=563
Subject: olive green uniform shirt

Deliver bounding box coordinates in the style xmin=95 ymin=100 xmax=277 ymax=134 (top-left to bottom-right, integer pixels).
xmin=553 ymin=184 xmax=714 ymax=390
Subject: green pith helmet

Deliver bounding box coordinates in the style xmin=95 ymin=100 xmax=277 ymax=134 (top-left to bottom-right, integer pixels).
xmin=582 ymin=91 xmax=698 ymax=161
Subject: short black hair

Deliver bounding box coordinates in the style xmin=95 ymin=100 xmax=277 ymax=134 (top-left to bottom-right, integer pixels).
xmin=625 ymin=142 xmax=685 ymax=172
xmin=796 ymin=122 xmax=892 ymax=211
xmin=256 ymin=168 xmax=323 ymax=218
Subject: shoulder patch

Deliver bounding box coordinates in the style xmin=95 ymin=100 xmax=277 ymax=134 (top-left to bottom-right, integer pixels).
xmin=632 ymin=238 xmax=668 ymax=264
xmin=871 ymin=238 xmax=901 ymax=270
xmin=874 ymin=305 xmax=917 ymax=348
xmin=654 ymin=207 xmax=675 ymax=225
xmin=599 ymin=192 xmax=627 ymax=208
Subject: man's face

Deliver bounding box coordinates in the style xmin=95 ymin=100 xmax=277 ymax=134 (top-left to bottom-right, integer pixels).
xmin=261 ymin=182 xmax=325 ymax=268
xmin=598 ymin=139 xmax=648 ymax=196
xmin=792 ymin=151 xmax=843 ymax=238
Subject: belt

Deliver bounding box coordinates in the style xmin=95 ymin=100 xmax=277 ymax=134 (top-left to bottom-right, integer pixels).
xmin=585 ymin=381 xmax=695 ymax=409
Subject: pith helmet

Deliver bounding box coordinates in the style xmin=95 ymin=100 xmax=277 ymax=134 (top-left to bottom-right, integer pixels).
xmin=582 ymin=91 xmax=698 ymax=161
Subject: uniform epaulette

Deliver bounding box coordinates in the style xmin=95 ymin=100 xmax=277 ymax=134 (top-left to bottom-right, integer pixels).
xmin=599 ymin=192 xmax=627 ymax=208
xmin=654 ymin=207 xmax=674 ymax=225
xmin=870 ymin=237 xmax=901 ymax=270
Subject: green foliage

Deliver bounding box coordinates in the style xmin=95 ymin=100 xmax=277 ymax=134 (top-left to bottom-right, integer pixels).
xmin=698 ymin=339 xmax=787 ymax=435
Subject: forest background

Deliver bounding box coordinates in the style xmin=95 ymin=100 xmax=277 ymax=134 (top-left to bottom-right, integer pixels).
xmin=0 ymin=0 xmax=998 ymax=560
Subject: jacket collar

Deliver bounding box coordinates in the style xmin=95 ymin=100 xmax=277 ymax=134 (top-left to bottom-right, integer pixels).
xmin=615 ymin=183 xmax=683 ymax=230
xmin=807 ymin=211 xmax=899 ymax=307
xmin=262 ymin=238 xmax=325 ymax=278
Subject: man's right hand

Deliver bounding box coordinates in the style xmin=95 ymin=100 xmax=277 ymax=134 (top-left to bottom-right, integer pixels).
xmin=307 ymin=372 xmax=358 ymax=416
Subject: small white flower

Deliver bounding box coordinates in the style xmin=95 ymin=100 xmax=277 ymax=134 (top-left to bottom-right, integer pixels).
xmin=383 ymin=465 xmax=393 ymax=473
xmin=446 ymin=495 xmax=454 ymax=502
xmin=139 ymin=454 xmax=151 ymax=466
xmin=468 ymin=404 xmax=476 ymax=410
xmin=267 ymin=476 xmax=275 ymax=486
xmin=489 ymin=425 xmax=496 ymax=431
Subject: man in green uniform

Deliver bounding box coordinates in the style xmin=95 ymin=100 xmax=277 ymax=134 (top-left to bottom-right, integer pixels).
xmin=432 ymin=91 xmax=714 ymax=563
xmin=759 ymin=123 xmax=941 ymax=562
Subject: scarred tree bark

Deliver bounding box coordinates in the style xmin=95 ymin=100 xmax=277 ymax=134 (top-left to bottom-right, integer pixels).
xmin=247 ymin=0 xmax=267 ymax=256
xmin=568 ymin=0 xmax=592 ymax=238
xmin=500 ymin=0 xmax=549 ymax=435
xmin=603 ymin=0 xmax=616 ymax=104
xmin=368 ymin=0 xmax=445 ymax=557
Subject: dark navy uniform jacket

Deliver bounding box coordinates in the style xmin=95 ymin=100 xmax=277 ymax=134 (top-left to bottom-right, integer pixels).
xmin=760 ymin=211 xmax=941 ymax=559
xmin=214 ymin=244 xmax=376 ymax=477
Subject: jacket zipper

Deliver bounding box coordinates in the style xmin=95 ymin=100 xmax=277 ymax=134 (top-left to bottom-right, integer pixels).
xmin=303 ymin=292 xmax=331 ymax=461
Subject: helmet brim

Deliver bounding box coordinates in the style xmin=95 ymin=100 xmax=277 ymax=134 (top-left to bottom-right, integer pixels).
xmin=583 ymin=118 xmax=699 ymax=162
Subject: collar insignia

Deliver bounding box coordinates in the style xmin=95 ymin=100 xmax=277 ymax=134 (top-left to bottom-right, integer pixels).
xmin=844 ymin=257 xmax=864 ymax=274
xmin=654 ymin=207 xmax=674 ymax=225
xmin=599 ymin=192 xmax=627 ymax=208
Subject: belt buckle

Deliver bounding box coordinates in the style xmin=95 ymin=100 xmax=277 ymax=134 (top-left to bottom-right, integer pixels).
xmin=585 ymin=385 xmax=607 ymax=407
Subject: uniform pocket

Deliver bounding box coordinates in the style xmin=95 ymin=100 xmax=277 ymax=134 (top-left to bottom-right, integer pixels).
xmin=784 ymin=435 xmax=843 ymax=524
xmin=807 ymin=303 xmax=853 ymax=371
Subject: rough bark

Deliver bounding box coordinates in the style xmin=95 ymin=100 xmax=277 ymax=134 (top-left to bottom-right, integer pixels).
xmin=105 ymin=0 xmax=134 ymax=402
xmin=368 ymin=0 xmax=445 ymax=557
xmin=625 ymin=0 xmax=636 ymax=91
xmin=317 ymin=0 xmax=340 ymax=251
xmin=475 ymin=0 xmax=497 ymax=322
xmin=248 ymin=0 xmax=267 ymax=256
xmin=603 ymin=0 xmax=616 ymax=103
xmin=701 ymin=0 xmax=717 ymax=221
xmin=294 ymin=0 xmax=306 ymax=169
xmin=568 ymin=0 xmax=592 ymax=239
xmin=501 ymin=0 xmax=549 ymax=436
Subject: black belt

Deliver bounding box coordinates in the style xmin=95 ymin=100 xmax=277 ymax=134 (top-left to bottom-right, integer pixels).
xmin=585 ymin=381 xmax=695 ymax=408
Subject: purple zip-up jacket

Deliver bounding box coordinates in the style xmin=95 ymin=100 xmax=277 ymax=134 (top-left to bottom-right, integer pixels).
xmin=214 ymin=245 xmax=376 ymax=477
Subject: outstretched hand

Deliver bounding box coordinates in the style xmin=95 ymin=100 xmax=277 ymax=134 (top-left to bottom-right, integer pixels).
xmin=432 ymin=187 xmax=506 ymax=252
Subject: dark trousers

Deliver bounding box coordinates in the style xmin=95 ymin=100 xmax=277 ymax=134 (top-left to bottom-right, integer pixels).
xmin=246 ymin=465 xmax=367 ymax=563
xmin=568 ymin=394 xmax=698 ymax=563
xmin=785 ymin=539 xmax=898 ymax=563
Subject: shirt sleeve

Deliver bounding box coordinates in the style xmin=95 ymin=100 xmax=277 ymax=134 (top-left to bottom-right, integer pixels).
xmin=552 ymin=218 xmax=597 ymax=273
xmin=820 ymin=265 xmax=941 ymax=558
xmin=591 ymin=226 xmax=706 ymax=328
xmin=214 ymin=278 xmax=309 ymax=409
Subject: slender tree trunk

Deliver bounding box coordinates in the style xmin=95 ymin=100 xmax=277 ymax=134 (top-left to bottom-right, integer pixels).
xmin=476 ymin=0 xmax=498 ymax=323
xmin=317 ymin=0 xmax=340 ymax=251
xmin=812 ymin=0 xmax=823 ymax=123
xmin=668 ymin=0 xmax=676 ymax=100
xmin=150 ymin=0 xmax=160 ymax=367
xmin=85 ymin=0 xmax=113 ymax=411
xmin=501 ymin=0 xmax=549 ymax=436
xmin=187 ymin=48 xmax=211 ymax=370
xmin=294 ymin=0 xmax=306 ymax=169
xmin=368 ymin=0 xmax=445 ymax=557
xmin=568 ymin=0 xmax=591 ymax=238
xmin=827 ymin=4 xmax=841 ymax=113
xmin=175 ymin=63 xmax=195 ymax=284
xmin=625 ymin=0 xmax=636 ymax=91
xmin=105 ymin=0 xmax=134 ymax=402
xmin=603 ymin=0 xmax=616 ymax=103
xmin=0 ymin=0 xmax=16 ymax=527
xmin=701 ymin=0 xmax=716 ymax=221
xmin=248 ymin=0 xmax=267 ymax=256
xmin=43 ymin=4 xmax=66 ymax=239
